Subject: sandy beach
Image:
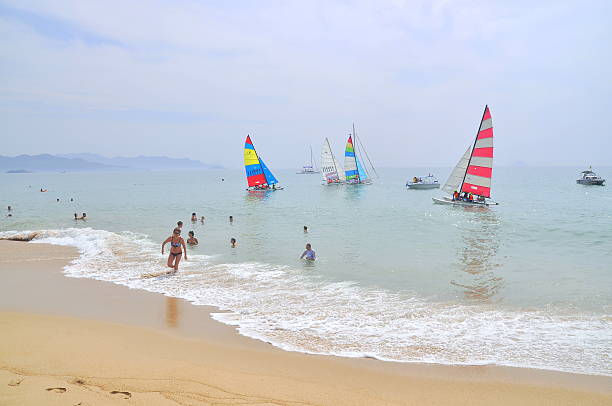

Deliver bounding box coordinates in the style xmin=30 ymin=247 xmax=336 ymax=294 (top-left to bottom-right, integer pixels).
xmin=0 ymin=240 xmax=610 ymax=406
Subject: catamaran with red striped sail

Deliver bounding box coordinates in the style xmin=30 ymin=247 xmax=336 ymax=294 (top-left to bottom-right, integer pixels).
xmin=244 ymin=135 xmax=282 ymax=191
xmin=433 ymin=105 xmax=498 ymax=206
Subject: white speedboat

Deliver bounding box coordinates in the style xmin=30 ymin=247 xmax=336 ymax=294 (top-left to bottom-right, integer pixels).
xmin=576 ymin=167 xmax=605 ymax=185
xmin=406 ymin=174 xmax=440 ymax=189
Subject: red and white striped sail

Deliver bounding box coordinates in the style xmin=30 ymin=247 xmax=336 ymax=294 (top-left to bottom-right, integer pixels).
xmin=460 ymin=106 xmax=494 ymax=197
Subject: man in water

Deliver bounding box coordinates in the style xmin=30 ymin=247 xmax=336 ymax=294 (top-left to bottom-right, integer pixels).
xmin=229 ymin=215 xmax=233 ymax=223
xmin=303 ymin=226 xmax=308 ymax=233
xmin=177 ymin=221 xmax=183 ymax=230
xmin=230 ymin=238 xmax=237 ymax=248
xmin=300 ymin=243 xmax=316 ymax=261
xmin=191 ymin=212 xmax=197 ymax=222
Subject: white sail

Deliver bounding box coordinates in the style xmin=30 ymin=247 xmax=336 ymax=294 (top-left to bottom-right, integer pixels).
xmin=442 ymin=146 xmax=471 ymax=195
xmin=321 ymin=138 xmax=340 ymax=183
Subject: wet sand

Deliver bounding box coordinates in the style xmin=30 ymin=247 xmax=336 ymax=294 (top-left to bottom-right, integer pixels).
xmin=1 ymin=240 xmax=610 ymax=405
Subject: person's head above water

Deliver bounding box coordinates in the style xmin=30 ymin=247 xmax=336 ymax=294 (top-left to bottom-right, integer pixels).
xmin=303 ymin=226 xmax=308 ymax=232
xmin=7 ymin=206 xmax=11 ymax=211
xmin=177 ymin=221 xmax=183 ymax=228
xmin=230 ymin=238 xmax=236 ymax=247
xmin=188 ymin=231 xmax=194 ymax=237
xmin=306 ymin=243 xmax=312 ymax=250
xmin=74 ymin=213 xmax=77 ymax=219
xmin=229 ymin=216 xmax=233 ymax=221
xmin=82 ymin=212 xmax=86 ymax=218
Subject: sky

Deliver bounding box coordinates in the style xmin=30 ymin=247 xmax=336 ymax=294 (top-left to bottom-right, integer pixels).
xmin=1 ymin=0 xmax=611 ymax=168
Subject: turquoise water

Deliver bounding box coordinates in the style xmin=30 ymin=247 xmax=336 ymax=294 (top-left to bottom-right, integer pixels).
xmin=1 ymin=167 xmax=611 ymax=375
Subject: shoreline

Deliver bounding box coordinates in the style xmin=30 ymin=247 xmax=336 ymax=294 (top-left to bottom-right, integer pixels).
xmin=1 ymin=240 xmax=611 ymax=405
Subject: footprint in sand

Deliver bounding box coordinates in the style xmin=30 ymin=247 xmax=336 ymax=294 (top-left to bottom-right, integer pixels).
xmin=46 ymin=387 xmax=67 ymax=393
xmin=8 ymin=378 xmax=23 ymax=386
xmin=110 ymin=390 xmax=132 ymax=399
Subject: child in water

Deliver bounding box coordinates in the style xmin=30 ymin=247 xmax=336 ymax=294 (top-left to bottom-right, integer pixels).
xmin=187 ymin=231 xmax=198 ymax=246
xmin=300 ymin=243 xmax=316 ymax=261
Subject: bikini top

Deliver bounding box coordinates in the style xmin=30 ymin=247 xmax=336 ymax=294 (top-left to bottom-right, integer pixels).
xmin=171 ymin=237 xmax=181 ymax=248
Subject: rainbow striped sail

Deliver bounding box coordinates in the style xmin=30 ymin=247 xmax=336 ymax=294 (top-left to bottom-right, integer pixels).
xmin=344 ymin=136 xmax=359 ymax=182
xmin=243 ymin=135 xmax=279 ymax=188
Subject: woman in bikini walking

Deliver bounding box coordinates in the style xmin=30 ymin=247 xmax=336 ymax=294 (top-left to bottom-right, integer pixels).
xmin=162 ymin=228 xmax=188 ymax=272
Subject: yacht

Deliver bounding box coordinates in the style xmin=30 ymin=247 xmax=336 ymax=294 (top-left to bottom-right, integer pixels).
xmin=576 ymin=167 xmax=605 ymax=185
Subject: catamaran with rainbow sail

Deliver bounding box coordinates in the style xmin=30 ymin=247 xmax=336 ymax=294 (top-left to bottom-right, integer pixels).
xmin=433 ymin=106 xmax=497 ymax=206
xmin=243 ymin=135 xmax=282 ymax=191
xmin=320 ymin=137 xmax=343 ymax=185
xmin=344 ymin=124 xmax=376 ymax=185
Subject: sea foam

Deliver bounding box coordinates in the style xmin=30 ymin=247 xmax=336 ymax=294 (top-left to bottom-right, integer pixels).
xmin=2 ymin=228 xmax=610 ymax=376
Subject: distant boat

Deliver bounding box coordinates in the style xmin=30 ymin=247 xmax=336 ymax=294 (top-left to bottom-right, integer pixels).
xmin=433 ymin=106 xmax=497 ymax=206
xmin=406 ymin=174 xmax=440 ymax=189
xmin=320 ymin=138 xmax=343 ymax=185
xmin=243 ymin=135 xmax=283 ymax=191
xmin=297 ymin=146 xmax=320 ymax=174
xmin=344 ymin=124 xmax=376 ymax=185
xmin=576 ymin=166 xmax=605 ymax=185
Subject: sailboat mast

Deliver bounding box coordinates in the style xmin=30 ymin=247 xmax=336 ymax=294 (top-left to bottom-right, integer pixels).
xmin=328 ymin=137 xmax=339 ymax=177
xmin=459 ymin=105 xmax=488 ymax=195
xmin=352 ymin=123 xmax=361 ymax=181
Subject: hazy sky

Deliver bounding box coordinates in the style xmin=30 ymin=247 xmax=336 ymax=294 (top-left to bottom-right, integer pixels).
xmin=1 ymin=0 xmax=611 ymax=168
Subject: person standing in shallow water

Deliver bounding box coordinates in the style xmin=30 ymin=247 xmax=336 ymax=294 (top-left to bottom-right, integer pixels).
xmin=230 ymin=238 xmax=237 ymax=248
xmin=303 ymin=226 xmax=308 ymax=233
xmin=162 ymin=228 xmax=187 ymax=272
xmin=229 ymin=216 xmax=233 ymax=223
xmin=300 ymin=243 xmax=316 ymax=261
xmin=191 ymin=212 xmax=197 ymax=222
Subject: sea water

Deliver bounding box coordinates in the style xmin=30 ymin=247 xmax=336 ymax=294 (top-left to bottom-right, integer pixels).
xmin=1 ymin=166 xmax=611 ymax=376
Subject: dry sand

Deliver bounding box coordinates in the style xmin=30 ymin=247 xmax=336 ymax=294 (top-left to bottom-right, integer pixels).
xmin=1 ymin=240 xmax=610 ymax=406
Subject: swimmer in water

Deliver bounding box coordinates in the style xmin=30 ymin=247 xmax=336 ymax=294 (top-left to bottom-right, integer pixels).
xmin=187 ymin=231 xmax=198 ymax=246
xmin=200 ymin=216 xmax=205 ymax=223
xmin=162 ymin=228 xmax=187 ymax=272
xmin=230 ymin=238 xmax=237 ymax=248
xmin=303 ymin=226 xmax=308 ymax=233
xmin=177 ymin=221 xmax=183 ymax=230
xmin=300 ymin=243 xmax=316 ymax=261
xmin=191 ymin=212 xmax=197 ymax=222
xmin=229 ymin=215 xmax=233 ymax=223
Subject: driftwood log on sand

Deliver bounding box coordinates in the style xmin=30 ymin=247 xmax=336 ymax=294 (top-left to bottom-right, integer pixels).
xmin=0 ymin=232 xmax=39 ymax=242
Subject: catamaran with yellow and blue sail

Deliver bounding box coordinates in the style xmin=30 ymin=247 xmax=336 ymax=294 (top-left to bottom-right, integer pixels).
xmin=344 ymin=124 xmax=376 ymax=185
xmin=243 ymin=135 xmax=282 ymax=191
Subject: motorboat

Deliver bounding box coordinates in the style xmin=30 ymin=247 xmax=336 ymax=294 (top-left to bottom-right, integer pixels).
xmin=576 ymin=167 xmax=605 ymax=185
xmin=406 ymin=174 xmax=439 ymax=189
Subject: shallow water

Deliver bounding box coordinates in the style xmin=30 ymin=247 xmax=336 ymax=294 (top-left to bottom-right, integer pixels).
xmin=1 ymin=166 xmax=611 ymax=375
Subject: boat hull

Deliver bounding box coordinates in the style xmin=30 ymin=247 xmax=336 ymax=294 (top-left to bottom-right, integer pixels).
xmin=432 ymin=196 xmax=494 ymax=206
xmin=576 ymin=179 xmax=605 ymax=185
xmin=407 ymin=183 xmax=440 ymax=190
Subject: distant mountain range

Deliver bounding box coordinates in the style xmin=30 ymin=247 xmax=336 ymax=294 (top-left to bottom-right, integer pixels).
xmin=1 ymin=153 xmax=221 ymax=173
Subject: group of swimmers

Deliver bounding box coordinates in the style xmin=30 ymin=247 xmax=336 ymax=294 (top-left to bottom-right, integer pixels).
xmin=161 ymin=213 xmax=316 ymax=273
xmin=452 ymin=190 xmax=485 ymax=203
